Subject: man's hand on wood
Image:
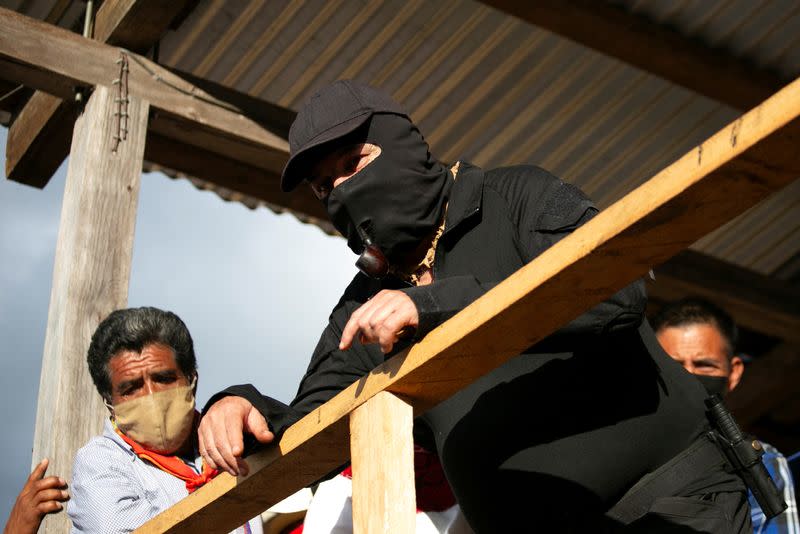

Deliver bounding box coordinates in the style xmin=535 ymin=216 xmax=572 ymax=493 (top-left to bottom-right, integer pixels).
xmin=198 ymin=396 xmax=274 ymax=476
xmin=340 ymin=289 xmax=419 ymax=354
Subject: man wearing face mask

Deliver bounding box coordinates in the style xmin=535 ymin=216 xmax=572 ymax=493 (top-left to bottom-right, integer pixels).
xmin=200 ymin=80 xmax=754 ymax=532
xmin=654 ymin=297 xmax=799 ymax=534
xmin=66 ymin=307 xmax=264 ymax=534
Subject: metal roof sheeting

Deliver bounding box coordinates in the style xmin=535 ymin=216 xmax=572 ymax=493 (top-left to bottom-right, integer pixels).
xmin=3 ymin=0 xmax=799 ymax=279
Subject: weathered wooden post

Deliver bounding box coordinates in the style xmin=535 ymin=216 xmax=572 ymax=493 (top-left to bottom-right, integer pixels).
xmin=31 ymin=84 xmax=149 ymax=533
xmin=350 ymin=392 xmax=416 ymax=534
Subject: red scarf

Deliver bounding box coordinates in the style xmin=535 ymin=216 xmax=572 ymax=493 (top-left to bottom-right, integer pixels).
xmin=114 ymin=425 xmax=218 ymax=493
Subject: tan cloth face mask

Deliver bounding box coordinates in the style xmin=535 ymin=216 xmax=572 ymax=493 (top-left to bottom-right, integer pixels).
xmin=111 ymin=377 xmax=196 ymax=454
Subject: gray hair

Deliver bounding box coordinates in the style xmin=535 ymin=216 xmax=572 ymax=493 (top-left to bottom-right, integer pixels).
xmin=87 ymin=307 xmax=196 ymax=399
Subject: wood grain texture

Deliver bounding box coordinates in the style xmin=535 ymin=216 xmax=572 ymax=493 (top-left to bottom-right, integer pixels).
xmin=135 ymin=74 xmax=800 ymax=534
xmin=143 ymin=133 xmax=327 ymax=226
xmin=0 ymin=8 xmax=287 ymax=155
xmin=31 ymin=86 xmax=149 ymax=534
xmin=479 ymin=0 xmax=788 ymax=110
xmin=350 ymin=392 xmax=415 ymax=534
xmin=94 ymin=0 xmax=197 ymax=50
xmin=5 ymin=0 xmax=195 ymax=187
xmin=6 ymin=91 xmax=73 ymax=187
xmin=0 ymin=0 xmax=294 ymax=187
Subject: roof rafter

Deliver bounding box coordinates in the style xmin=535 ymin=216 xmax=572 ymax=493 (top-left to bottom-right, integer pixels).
xmin=480 ymin=0 xmax=789 ymax=110
xmin=6 ymin=0 xmax=197 ymax=188
xmin=0 ymin=7 xmax=326 ymax=223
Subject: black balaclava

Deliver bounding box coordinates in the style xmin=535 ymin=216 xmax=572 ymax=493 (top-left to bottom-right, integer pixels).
xmin=325 ymin=113 xmax=452 ymax=269
xmin=695 ymin=374 xmax=729 ymax=397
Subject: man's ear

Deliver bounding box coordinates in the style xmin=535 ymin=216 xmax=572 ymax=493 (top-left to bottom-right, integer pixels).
xmin=728 ymin=355 xmax=744 ymax=392
xmin=190 ymin=373 xmax=199 ymax=395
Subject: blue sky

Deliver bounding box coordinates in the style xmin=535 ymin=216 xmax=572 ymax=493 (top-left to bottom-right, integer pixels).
xmin=0 ymin=126 xmax=356 ymax=523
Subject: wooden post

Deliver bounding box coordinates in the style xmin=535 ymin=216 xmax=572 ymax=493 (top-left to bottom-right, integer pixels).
xmin=350 ymin=392 xmax=415 ymax=534
xmin=31 ymin=85 xmax=149 ymax=533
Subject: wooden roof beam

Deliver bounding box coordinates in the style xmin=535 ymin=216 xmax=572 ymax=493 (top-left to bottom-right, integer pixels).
xmin=6 ymin=0 xmax=197 ymax=188
xmin=480 ymin=0 xmax=789 ymax=111
xmin=648 ymin=249 xmax=800 ymax=344
xmin=136 ymin=75 xmax=800 ymax=533
xmin=0 ymin=8 xmax=327 ymax=221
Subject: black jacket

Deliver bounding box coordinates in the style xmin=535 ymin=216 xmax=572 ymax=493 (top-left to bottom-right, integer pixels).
xmin=210 ymin=163 xmax=745 ymax=531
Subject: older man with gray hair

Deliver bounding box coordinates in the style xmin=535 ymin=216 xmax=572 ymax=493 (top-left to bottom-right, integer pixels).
xmin=66 ymin=307 xmax=264 ymax=534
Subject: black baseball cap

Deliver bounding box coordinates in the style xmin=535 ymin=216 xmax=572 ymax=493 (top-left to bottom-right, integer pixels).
xmin=280 ymin=80 xmax=408 ymax=192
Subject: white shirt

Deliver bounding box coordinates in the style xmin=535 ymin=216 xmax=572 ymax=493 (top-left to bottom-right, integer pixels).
xmin=67 ymin=419 xmax=262 ymax=534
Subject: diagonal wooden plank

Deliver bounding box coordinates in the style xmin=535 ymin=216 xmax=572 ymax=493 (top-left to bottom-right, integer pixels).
xmin=142 ymin=133 xmax=327 ymax=225
xmin=479 ymin=0 xmax=789 ymax=111
xmin=0 ymin=7 xmax=323 ymax=226
xmin=136 ymin=74 xmax=800 ymax=534
xmin=6 ymin=0 xmax=197 ymax=187
xmin=7 ymin=92 xmax=73 ymax=186
xmin=0 ymin=7 xmax=290 ymax=180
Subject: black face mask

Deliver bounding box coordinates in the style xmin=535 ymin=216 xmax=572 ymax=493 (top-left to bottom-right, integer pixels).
xmin=325 ymin=114 xmax=451 ymax=276
xmin=695 ymin=375 xmax=729 ymax=397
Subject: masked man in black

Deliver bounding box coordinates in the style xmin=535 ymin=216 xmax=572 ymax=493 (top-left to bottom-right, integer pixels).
xmin=199 ymin=80 xmax=752 ymax=532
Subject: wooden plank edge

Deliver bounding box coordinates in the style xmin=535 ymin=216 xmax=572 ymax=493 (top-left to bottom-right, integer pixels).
xmin=5 ymin=0 xmax=198 ymax=187
xmin=0 ymin=7 xmax=289 ymax=160
xmin=143 ymin=133 xmax=325 ymax=222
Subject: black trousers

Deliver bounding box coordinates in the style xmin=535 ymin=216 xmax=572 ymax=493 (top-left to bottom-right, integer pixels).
xmin=622 ymin=490 xmax=752 ymax=533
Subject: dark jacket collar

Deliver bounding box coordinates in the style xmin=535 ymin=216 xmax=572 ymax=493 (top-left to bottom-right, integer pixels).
xmin=443 ymin=161 xmax=483 ymax=237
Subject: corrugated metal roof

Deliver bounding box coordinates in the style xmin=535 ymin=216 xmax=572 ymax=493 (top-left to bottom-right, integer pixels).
xmin=3 ymin=0 xmax=799 ymax=279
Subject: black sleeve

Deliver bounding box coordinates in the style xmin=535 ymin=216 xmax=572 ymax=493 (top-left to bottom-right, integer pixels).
xmin=289 ymin=277 xmax=388 ymax=416
xmin=201 ymin=273 xmax=403 ymax=443
xmin=404 ymin=167 xmax=646 ymax=340
xmin=201 ymin=383 xmax=301 ymax=455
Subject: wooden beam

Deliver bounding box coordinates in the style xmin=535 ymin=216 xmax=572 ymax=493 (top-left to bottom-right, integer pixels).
xmin=479 ymin=0 xmax=789 ymax=110
xmin=647 ymin=249 xmax=800 ymax=343
xmin=94 ymin=0 xmax=198 ymax=52
xmin=136 ymin=73 xmax=800 ymax=534
xmin=350 ymin=392 xmax=415 ymax=534
xmin=142 ymin=132 xmax=327 ymax=226
xmin=32 ymin=85 xmax=149 ymax=534
xmin=7 ymin=94 xmax=74 ymax=186
xmin=6 ymin=0 xmax=197 ymax=188
xmin=0 ymin=7 xmax=290 ymax=189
